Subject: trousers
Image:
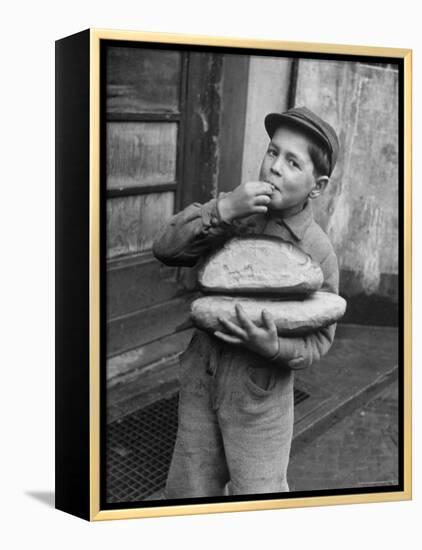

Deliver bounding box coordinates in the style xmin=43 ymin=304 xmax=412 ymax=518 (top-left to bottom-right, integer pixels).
xmin=165 ymin=332 xmax=295 ymax=499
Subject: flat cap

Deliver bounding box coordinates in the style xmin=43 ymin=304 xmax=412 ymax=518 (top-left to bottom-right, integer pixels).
xmin=264 ymin=106 xmax=340 ymax=175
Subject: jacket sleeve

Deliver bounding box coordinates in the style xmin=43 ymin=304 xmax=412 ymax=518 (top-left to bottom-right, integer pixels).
xmin=269 ymin=250 xmax=340 ymax=370
xmin=152 ymin=194 xmax=236 ymax=267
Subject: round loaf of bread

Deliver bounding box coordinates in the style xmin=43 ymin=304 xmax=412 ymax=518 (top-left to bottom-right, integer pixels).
xmin=198 ymin=236 xmax=323 ymax=294
xmin=191 ymin=292 xmax=347 ymax=335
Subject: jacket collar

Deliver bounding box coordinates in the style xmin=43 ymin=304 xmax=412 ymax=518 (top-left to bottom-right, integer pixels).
xmin=276 ymin=200 xmax=314 ymax=241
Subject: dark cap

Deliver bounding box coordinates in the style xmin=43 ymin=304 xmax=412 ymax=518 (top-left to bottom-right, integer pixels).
xmin=264 ymin=106 xmax=340 ymax=175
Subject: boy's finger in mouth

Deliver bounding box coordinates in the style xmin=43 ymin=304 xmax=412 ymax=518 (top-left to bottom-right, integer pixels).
xmin=262 ymin=180 xmax=276 ymax=195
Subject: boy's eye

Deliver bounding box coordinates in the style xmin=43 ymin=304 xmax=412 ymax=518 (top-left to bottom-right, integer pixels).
xmin=267 ymin=148 xmax=277 ymax=157
xmin=288 ymin=158 xmax=300 ymax=169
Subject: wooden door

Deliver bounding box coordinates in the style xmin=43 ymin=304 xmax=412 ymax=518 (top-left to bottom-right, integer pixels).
xmin=105 ymin=45 xmax=223 ymax=399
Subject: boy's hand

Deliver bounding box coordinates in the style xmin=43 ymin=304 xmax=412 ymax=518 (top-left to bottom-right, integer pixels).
xmin=214 ymin=304 xmax=280 ymax=360
xmin=217 ymin=181 xmax=274 ymax=223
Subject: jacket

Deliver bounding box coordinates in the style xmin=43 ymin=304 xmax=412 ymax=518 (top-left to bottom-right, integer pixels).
xmin=153 ymin=194 xmax=339 ymax=370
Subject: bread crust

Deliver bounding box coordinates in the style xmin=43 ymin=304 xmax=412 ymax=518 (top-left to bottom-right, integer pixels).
xmin=198 ymin=236 xmax=323 ymax=295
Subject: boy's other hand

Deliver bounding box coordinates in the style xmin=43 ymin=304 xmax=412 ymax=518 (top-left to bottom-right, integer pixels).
xmin=217 ymin=181 xmax=274 ymax=223
xmin=215 ymin=305 xmax=280 ymax=360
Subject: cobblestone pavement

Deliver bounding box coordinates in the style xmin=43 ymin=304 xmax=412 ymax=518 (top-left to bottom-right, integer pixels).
xmin=288 ymin=381 xmax=399 ymax=491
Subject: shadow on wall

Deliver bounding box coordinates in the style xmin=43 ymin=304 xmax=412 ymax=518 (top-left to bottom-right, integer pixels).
xmin=340 ymin=270 xmax=399 ymax=327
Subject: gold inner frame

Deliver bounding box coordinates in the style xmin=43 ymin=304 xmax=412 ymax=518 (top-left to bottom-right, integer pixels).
xmin=89 ymin=28 xmax=412 ymax=521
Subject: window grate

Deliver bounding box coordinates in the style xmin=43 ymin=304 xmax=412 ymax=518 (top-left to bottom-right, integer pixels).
xmin=106 ymin=388 xmax=309 ymax=503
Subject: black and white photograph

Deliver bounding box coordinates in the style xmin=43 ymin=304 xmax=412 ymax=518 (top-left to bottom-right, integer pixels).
xmin=102 ymin=38 xmax=405 ymax=509
xmin=4 ymin=0 xmax=421 ymax=542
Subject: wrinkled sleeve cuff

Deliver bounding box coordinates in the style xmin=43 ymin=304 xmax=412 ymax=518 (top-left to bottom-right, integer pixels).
xmin=268 ymin=337 xmax=307 ymax=370
xmin=200 ymin=193 xmax=233 ymax=231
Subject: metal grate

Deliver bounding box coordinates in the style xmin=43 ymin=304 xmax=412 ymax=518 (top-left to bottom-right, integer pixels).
xmin=106 ymin=387 xmax=309 ymax=503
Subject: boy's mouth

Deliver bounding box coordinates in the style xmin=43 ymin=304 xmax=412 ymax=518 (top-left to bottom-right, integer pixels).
xmin=264 ymin=180 xmax=278 ymax=193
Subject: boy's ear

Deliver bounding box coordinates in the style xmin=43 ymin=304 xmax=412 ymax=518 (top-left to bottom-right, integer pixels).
xmin=309 ymin=176 xmax=329 ymax=199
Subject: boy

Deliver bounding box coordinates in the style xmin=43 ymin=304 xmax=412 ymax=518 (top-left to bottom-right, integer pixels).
xmin=153 ymin=106 xmax=340 ymax=498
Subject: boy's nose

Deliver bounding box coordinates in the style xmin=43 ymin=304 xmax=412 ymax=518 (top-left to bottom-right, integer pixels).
xmin=270 ymin=158 xmax=283 ymax=176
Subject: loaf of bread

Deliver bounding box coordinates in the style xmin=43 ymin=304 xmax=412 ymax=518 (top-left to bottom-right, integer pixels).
xmin=198 ymin=236 xmax=323 ymax=294
xmin=191 ymin=292 xmax=347 ymax=335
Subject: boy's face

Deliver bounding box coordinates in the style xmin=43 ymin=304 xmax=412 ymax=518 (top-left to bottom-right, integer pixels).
xmin=259 ymin=126 xmax=324 ymax=215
